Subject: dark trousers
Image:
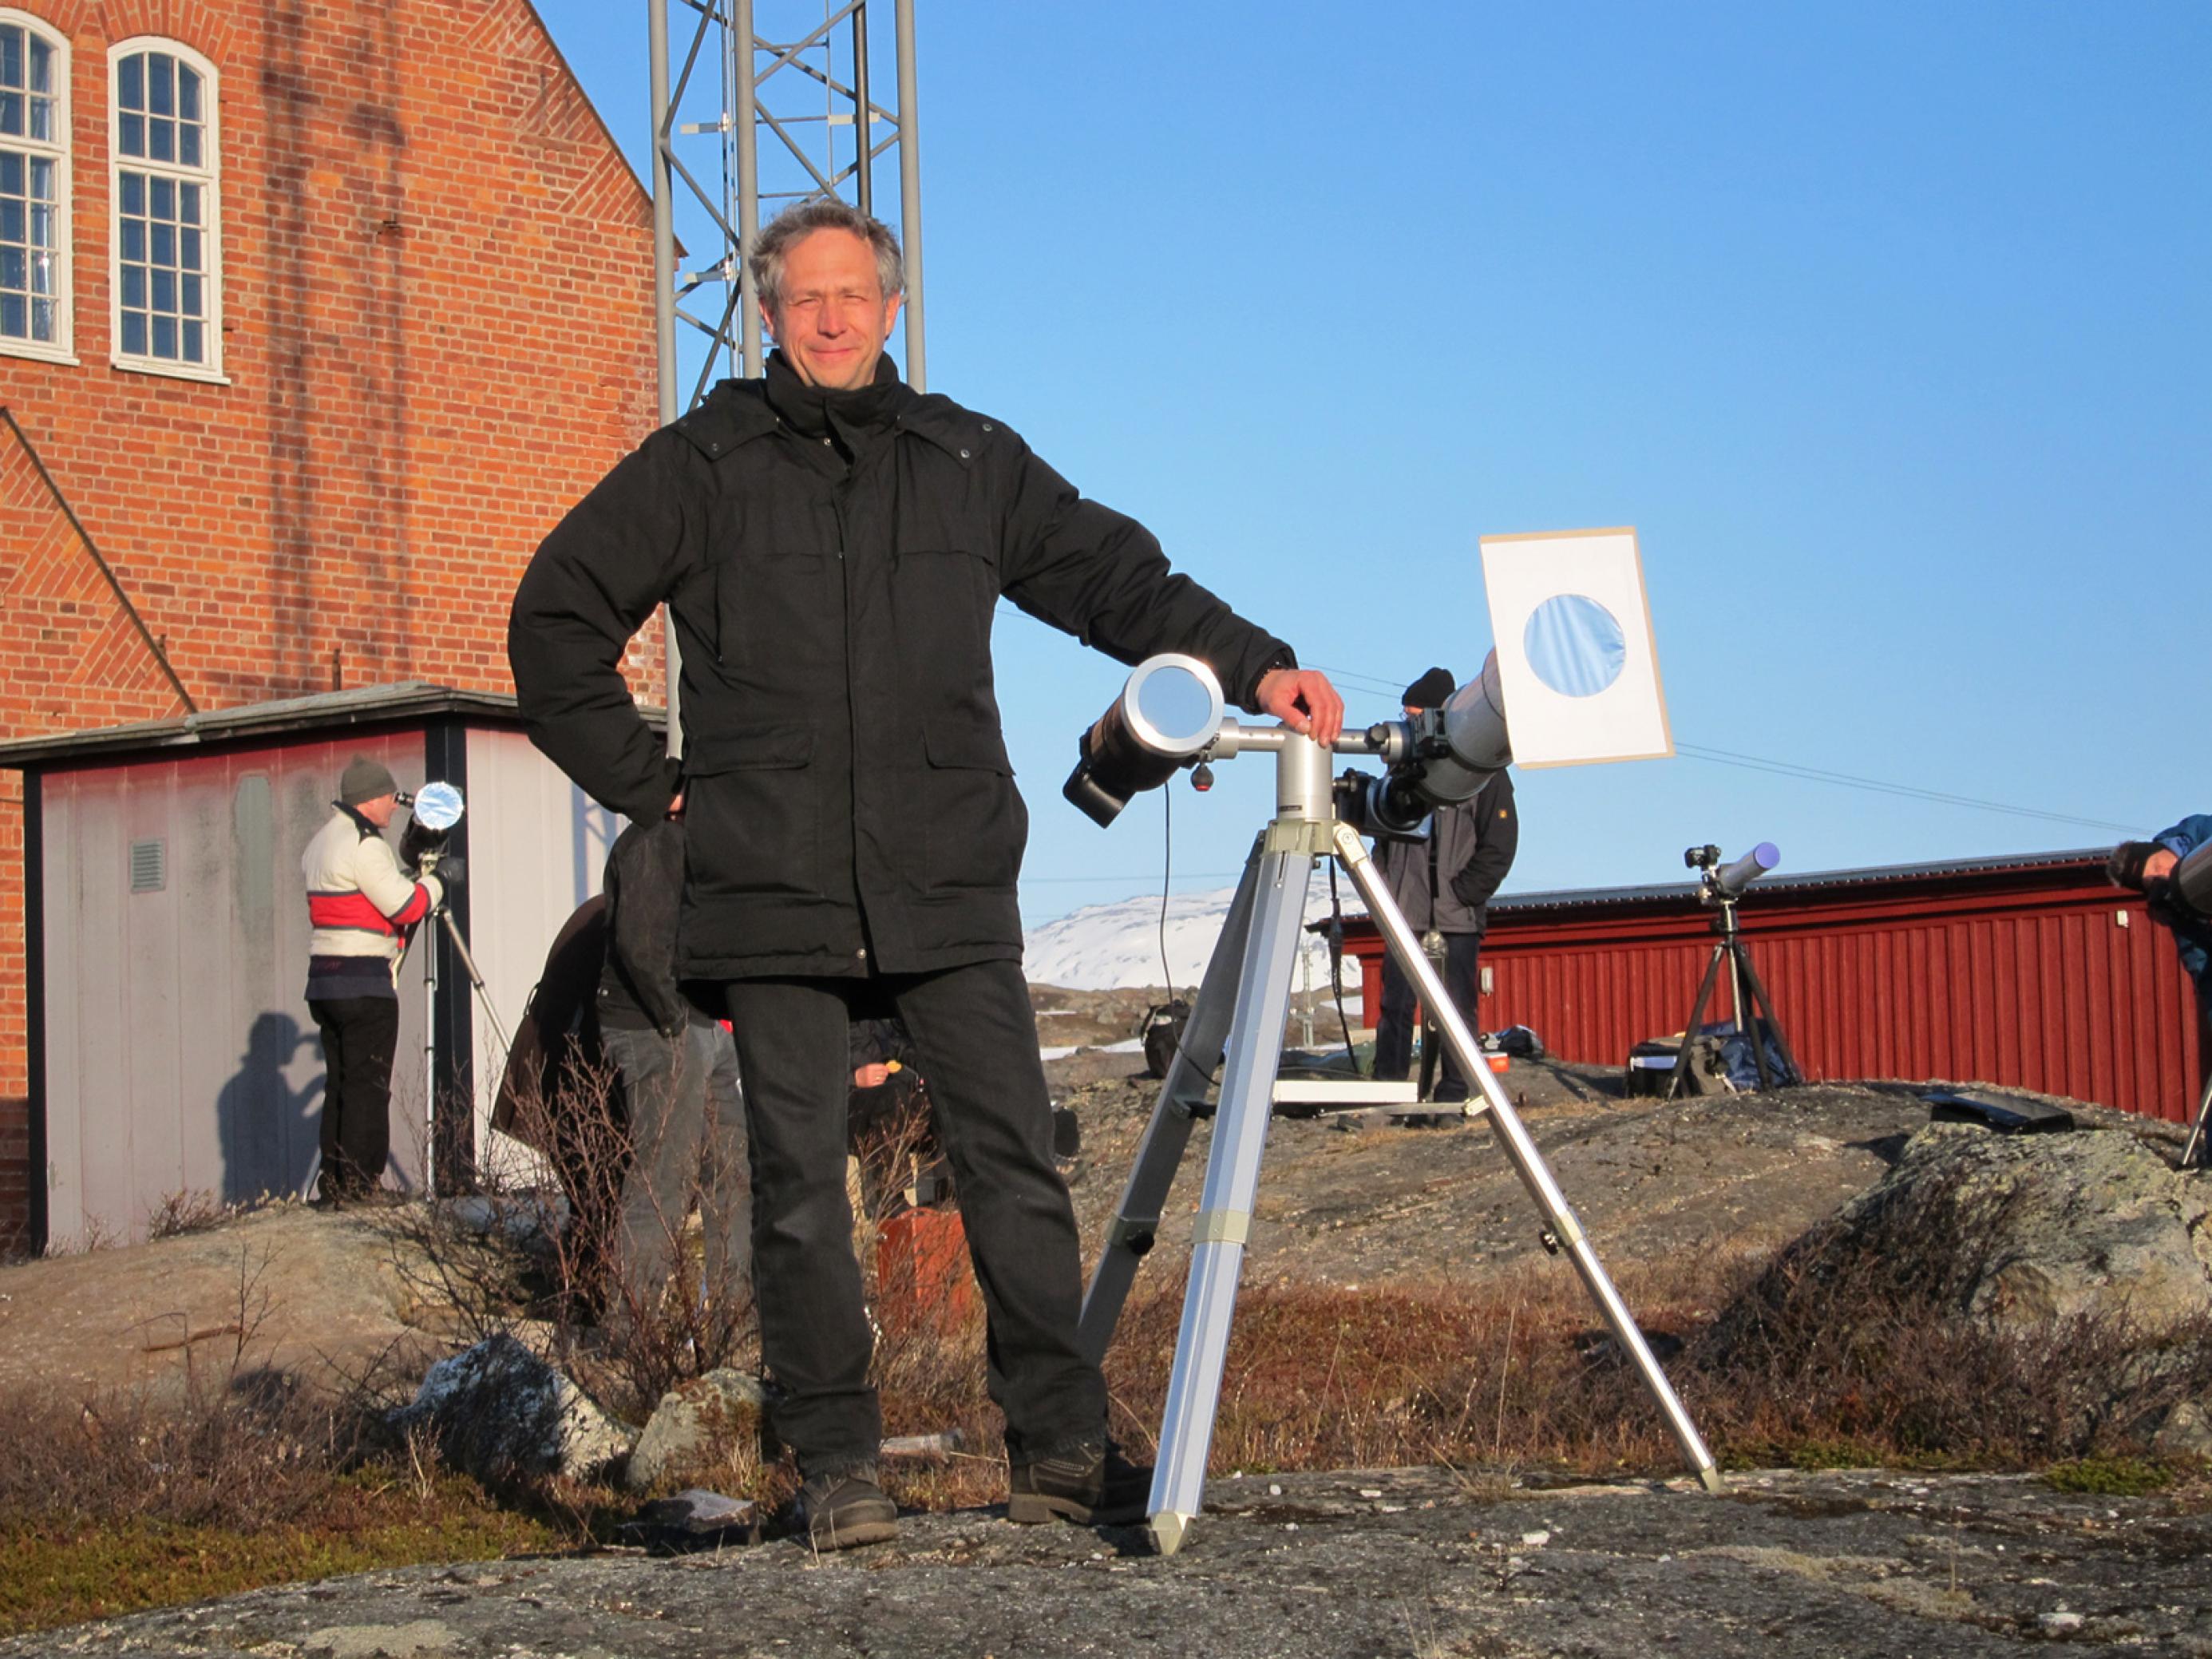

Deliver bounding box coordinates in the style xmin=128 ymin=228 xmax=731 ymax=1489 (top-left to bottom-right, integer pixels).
xmin=1374 ymin=932 xmax=1484 ymax=1100
xmin=722 ymin=959 xmax=1103 ymax=1475
xmin=602 ymin=1019 xmax=750 ymax=1310
xmin=308 ymin=995 xmax=399 ymax=1198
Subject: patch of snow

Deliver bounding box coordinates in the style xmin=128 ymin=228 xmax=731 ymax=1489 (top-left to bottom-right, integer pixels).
xmin=1023 ymin=885 xmax=1365 ymax=991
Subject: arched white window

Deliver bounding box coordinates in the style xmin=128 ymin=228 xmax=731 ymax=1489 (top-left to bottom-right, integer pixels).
xmin=0 ymin=8 xmax=71 ymax=361
xmin=109 ymin=37 xmax=222 ymax=379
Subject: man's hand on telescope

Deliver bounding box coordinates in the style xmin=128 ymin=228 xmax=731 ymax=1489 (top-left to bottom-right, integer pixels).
xmin=1255 ymin=667 xmax=1344 ymax=746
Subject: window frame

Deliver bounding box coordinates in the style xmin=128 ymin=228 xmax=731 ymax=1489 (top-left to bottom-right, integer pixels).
xmin=0 ymin=7 xmax=76 ymax=365
xmin=107 ymin=34 xmax=225 ymax=383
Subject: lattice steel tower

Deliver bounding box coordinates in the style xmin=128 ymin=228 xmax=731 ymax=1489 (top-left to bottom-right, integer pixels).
xmin=647 ymin=0 xmax=927 ymax=420
xmin=644 ymin=1 xmax=926 ymax=734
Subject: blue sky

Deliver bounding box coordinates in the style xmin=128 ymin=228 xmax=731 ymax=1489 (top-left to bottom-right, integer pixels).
xmin=532 ymin=2 xmax=2209 ymax=925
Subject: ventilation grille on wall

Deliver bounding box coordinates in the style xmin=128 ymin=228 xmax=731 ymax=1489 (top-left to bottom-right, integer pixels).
xmin=130 ymin=839 xmax=167 ymax=893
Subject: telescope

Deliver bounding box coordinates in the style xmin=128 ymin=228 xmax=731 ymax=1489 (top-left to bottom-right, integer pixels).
xmin=1061 ymin=651 xmax=1723 ymax=1554
xmin=1685 ymin=841 xmax=1779 ymax=902
xmin=398 ymin=781 xmax=465 ymax=873
xmin=1063 ymin=651 xmax=1512 ymax=839
xmin=2169 ymin=839 xmax=2212 ymax=923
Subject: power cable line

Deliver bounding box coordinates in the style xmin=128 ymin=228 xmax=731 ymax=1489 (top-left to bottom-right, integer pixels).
xmin=1670 ymin=743 xmax=2137 ymax=835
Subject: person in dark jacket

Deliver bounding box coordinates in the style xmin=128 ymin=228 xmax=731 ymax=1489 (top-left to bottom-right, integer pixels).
xmin=1371 ymin=667 xmax=1519 ymax=1103
xmin=2109 ymin=814 xmax=2212 ymax=1012
xmin=489 ymin=824 xmax=747 ymax=1319
xmin=508 ymin=198 xmax=1342 ymax=1547
xmin=596 ymin=819 xmax=750 ymax=1321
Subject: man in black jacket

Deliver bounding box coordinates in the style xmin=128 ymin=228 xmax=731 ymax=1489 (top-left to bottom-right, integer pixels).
xmin=1371 ymin=667 xmax=1519 ymax=1103
xmin=510 ymin=199 xmax=1341 ymax=1547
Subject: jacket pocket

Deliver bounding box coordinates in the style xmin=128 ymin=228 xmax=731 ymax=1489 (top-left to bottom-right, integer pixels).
xmin=920 ymin=719 xmax=1026 ymax=891
xmin=892 ymin=548 xmax=997 ymax=713
xmin=682 ymin=724 xmax=821 ymax=898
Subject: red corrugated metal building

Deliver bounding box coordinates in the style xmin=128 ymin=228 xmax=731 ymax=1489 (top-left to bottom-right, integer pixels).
xmin=1337 ymin=849 xmax=2208 ymax=1124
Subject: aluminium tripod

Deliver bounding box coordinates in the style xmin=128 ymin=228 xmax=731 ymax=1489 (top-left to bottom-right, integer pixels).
xmin=1074 ymin=726 xmax=1720 ymax=1555
xmin=1666 ymin=889 xmax=1798 ymax=1098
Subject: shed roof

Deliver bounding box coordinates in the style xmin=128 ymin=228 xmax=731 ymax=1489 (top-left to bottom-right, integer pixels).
xmin=1490 ymin=846 xmax=2108 ymax=916
xmin=0 ymin=683 xmax=663 ymax=767
xmin=1318 ymin=845 xmax=2111 ymax=935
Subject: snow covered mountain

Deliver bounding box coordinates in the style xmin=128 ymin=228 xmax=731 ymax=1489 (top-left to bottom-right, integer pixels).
xmin=1022 ymin=883 xmax=1366 ymax=992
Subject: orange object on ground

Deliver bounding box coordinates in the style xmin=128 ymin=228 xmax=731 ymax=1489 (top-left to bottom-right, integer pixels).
xmin=875 ymin=1206 xmax=978 ymax=1335
xmin=1487 ymin=1053 xmax=1511 ymax=1073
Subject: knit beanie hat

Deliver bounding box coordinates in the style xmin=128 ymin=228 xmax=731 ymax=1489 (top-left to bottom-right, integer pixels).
xmin=339 ymin=755 xmax=398 ymax=806
xmin=2107 ymin=841 xmax=2159 ymax=891
xmin=1402 ymin=667 xmax=1457 ymax=711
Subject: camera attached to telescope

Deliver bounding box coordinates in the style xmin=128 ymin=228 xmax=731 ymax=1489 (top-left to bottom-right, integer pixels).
xmin=1684 ymin=840 xmax=1777 ymax=905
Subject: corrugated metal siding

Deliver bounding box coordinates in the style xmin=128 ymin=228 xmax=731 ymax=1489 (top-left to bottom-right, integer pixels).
xmin=39 ymin=735 xmax=427 ymax=1246
xmin=35 ymin=726 xmax=618 ymax=1246
xmin=1347 ymin=864 xmax=2206 ymax=1123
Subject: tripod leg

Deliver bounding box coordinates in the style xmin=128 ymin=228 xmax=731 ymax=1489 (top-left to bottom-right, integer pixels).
xmin=2181 ymin=1066 xmax=2212 ymax=1170
xmin=1334 ymin=822 xmax=1722 ymax=1494
xmin=1733 ymin=944 xmax=1775 ymax=1091
xmin=439 ymin=909 xmax=512 ymax=1056
xmin=1735 ymin=943 xmax=1798 ymax=1091
xmin=1668 ymin=944 xmax=1727 ymax=1102
xmin=1148 ymin=847 xmax=1313 ymax=1554
xmin=1417 ymin=1010 xmax=1439 ymax=1103
xmin=1078 ymin=842 xmax=1264 ymax=1366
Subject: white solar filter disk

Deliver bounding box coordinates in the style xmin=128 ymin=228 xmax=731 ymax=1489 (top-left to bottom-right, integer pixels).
xmin=1478 ymin=528 xmax=1672 ymax=768
xmin=410 ymin=780 xmax=465 ymax=830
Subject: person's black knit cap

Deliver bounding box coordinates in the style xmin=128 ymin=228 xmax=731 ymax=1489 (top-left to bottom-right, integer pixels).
xmin=2107 ymin=841 xmax=2160 ymax=891
xmin=339 ymin=755 xmax=398 ymax=806
xmin=1402 ymin=667 xmax=1457 ymax=710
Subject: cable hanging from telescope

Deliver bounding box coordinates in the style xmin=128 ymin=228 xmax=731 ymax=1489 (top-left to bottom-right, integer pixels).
xmin=1327 ymin=860 xmax=1362 ymax=1075
xmin=1158 ymin=783 xmax=1175 ymax=998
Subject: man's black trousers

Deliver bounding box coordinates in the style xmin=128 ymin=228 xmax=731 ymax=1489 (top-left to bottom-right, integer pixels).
xmin=308 ymin=995 xmax=399 ymax=1198
xmin=1374 ymin=932 xmax=1485 ymax=1101
xmin=722 ymin=960 xmax=1104 ymax=1476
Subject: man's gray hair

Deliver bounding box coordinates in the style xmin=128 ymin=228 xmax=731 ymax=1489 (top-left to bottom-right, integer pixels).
xmin=752 ymin=199 xmax=904 ymax=315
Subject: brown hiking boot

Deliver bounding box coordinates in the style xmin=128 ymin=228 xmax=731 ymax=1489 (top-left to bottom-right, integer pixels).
xmin=786 ymin=1464 xmax=899 ymax=1550
xmin=1007 ymin=1439 xmax=1151 ymax=1526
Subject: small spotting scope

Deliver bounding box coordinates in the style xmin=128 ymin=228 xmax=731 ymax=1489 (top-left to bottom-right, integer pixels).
xmin=1686 ymin=841 xmax=1779 ymax=901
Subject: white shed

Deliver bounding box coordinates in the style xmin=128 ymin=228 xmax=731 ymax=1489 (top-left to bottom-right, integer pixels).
xmin=0 ymin=685 xmax=635 ymax=1250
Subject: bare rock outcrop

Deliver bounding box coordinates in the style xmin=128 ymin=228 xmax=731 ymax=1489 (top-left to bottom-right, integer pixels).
xmin=1794 ymin=1123 xmax=2212 ymax=1332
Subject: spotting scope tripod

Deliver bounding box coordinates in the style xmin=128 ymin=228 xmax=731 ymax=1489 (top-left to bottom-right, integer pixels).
xmin=1064 ymin=657 xmax=1721 ymax=1556
xmin=393 ymin=783 xmax=510 ymax=1194
xmin=1666 ymin=843 xmax=1798 ymax=1099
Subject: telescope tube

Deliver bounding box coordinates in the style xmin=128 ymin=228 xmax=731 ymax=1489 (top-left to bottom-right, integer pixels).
xmin=2175 ymin=839 xmax=2212 ymax=921
xmin=1712 ymin=841 xmax=1779 ymax=899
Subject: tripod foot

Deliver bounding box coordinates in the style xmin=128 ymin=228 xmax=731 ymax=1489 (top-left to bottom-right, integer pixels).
xmin=1696 ymin=1464 xmax=1725 ymax=1495
xmin=1149 ymin=1510 xmax=1193 ymax=1555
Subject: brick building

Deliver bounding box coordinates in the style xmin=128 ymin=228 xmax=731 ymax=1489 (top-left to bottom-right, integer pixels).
xmin=0 ymin=0 xmax=661 ymax=1249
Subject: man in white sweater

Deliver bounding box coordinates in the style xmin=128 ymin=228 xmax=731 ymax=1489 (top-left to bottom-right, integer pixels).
xmin=300 ymin=756 xmax=446 ymax=1203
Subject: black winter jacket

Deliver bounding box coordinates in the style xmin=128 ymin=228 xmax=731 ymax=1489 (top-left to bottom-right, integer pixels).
xmin=510 ymin=356 xmax=1293 ymax=980
xmin=1375 ymin=770 xmax=1518 ymax=934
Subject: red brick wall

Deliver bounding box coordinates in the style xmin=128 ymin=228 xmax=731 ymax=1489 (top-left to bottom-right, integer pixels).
xmin=0 ymin=0 xmax=663 ymax=1250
